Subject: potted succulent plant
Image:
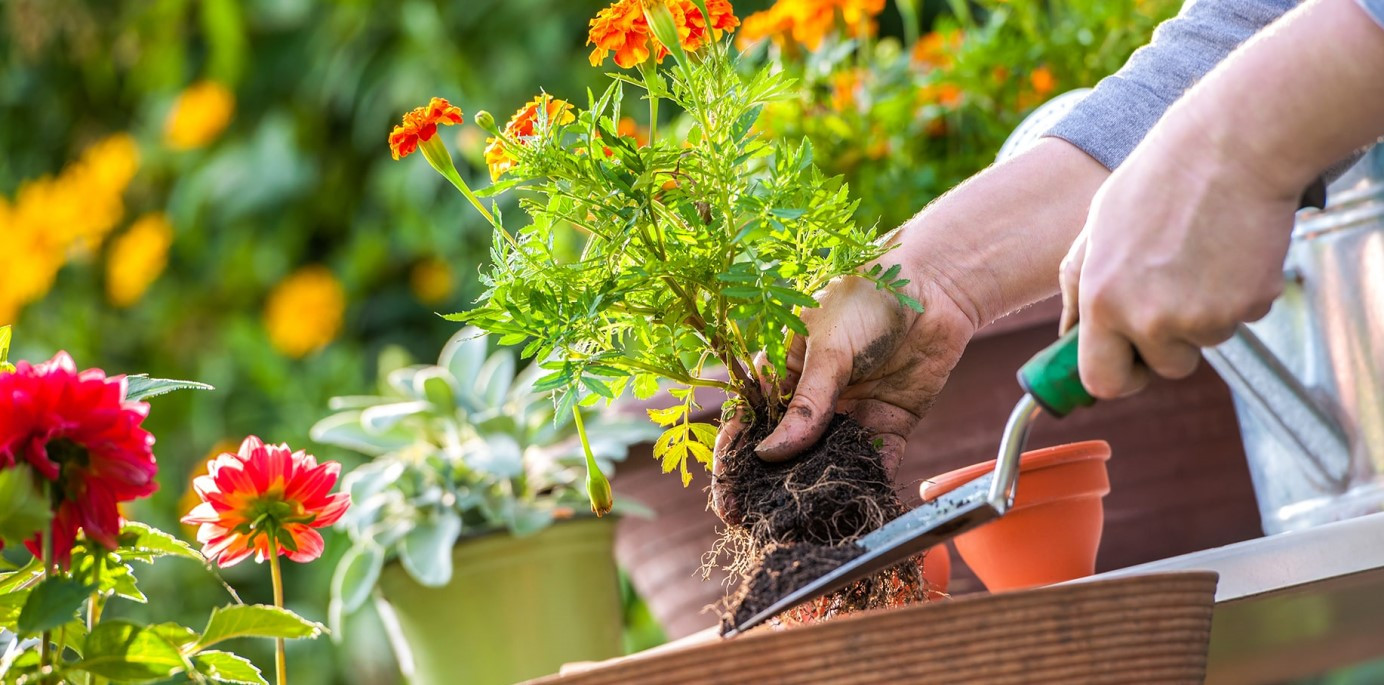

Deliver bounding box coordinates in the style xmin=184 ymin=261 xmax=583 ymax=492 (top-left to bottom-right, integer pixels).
xmin=313 ymin=327 xmax=656 ymax=685
xmin=384 ymin=0 xmax=939 ymax=631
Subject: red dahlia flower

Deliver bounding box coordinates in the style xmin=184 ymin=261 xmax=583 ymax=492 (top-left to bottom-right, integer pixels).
xmin=0 ymin=352 xmax=157 ymax=566
xmin=182 ymin=436 xmax=350 ymax=567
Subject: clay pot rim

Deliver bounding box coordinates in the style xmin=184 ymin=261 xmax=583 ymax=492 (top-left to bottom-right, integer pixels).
xmin=920 ymin=440 xmax=1112 ymax=502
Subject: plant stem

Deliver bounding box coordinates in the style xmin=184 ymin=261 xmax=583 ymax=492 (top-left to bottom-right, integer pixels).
xmin=269 ymin=550 xmax=287 ymax=685
xmin=87 ymin=556 xmax=105 ymax=685
xmin=39 ymin=497 xmax=54 ymax=675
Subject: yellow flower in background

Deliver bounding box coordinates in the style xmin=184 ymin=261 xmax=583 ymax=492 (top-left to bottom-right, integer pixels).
xmin=106 ymin=213 xmax=174 ymax=308
xmin=409 ymin=257 xmax=455 ymax=305
xmin=164 ymin=81 xmax=236 ymax=150
xmin=0 ymin=134 xmax=140 ymax=323
xmin=264 ymin=265 xmax=346 ymax=358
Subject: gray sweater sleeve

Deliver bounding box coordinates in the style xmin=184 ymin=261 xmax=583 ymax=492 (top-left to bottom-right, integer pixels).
xmin=1045 ymin=0 xmax=1297 ymax=171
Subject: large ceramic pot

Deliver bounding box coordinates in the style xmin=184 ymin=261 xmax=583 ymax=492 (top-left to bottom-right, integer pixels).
xmin=922 ymin=440 xmax=1111 ymax=592
xmin=377 ymin=518 xmax=623 ymax=685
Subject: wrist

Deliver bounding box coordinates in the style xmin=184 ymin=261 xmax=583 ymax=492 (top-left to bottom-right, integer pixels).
xmin=888 ymin=138 xmax=1109 ymax=331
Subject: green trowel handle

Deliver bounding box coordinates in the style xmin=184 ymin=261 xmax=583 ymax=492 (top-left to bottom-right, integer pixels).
xmin=1017 ymin=325 xmax=1093 ymax=418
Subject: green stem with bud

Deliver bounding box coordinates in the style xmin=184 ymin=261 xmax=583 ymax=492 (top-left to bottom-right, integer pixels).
xmin=417 ymin=136 xmax=522 ymax=252
xmin=572 ymin=408 xmax=613 ymax=517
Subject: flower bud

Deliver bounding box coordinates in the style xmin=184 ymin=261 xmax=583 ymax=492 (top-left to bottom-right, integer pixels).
xmin=474 ymin=110 xmax=498 ymax=136
xmin=642 ymin=0 xmax=687 ymax=67
xmin=587 ymin=465 xmax=614 ymax=517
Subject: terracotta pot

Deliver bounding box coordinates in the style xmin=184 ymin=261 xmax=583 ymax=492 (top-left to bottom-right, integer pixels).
xmin=922 ymin=440 xmax=1112 ymax=592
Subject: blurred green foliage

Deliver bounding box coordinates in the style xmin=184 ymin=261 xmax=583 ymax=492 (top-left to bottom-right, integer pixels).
xmin=0 ymin=0 xmax=1173 ymax=682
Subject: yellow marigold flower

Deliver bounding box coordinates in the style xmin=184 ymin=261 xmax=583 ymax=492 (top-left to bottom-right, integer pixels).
xmin=1030 ymin=66 xmax=1057 ymax=97
xmin=587 ymin=0 xmax=738 ymax=69
xmin=484 ymin=94 xmax=577 ymax=181
xmin=106 ymin=213 xmax=174 ymax=308
xmin=388 ymin=97 xmax=465 ymax=161
xmin=165 ymin=81 xmax=235 ymax=151
xmin=264 ymin=265 xmax=346 ymax=358
xmin=409 ymin=257 xmax=454 ymax=305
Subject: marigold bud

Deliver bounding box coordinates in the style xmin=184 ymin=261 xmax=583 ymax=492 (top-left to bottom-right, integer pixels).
xmin=587 ymin=466 xmax=615 ymax=517
xmin=474 ymin=110 xmax=498 ymax=135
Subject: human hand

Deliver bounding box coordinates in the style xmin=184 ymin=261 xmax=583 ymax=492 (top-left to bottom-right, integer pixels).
xmin=1058 ymin=131 xmax=1299 ymax=399
xmin=711 ymin=270 xmax=979 ymax=523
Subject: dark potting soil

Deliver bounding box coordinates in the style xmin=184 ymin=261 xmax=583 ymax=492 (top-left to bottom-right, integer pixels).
xmin=713 ymin=410 xmax=928 ymax=633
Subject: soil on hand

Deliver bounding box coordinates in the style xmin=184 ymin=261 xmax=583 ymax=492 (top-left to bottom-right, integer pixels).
xmin=711 ymin=410 xmax=930 ymax=633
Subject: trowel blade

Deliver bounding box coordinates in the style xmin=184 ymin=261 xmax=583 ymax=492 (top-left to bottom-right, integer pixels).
xmin=723 ymin=473 xmax=1000 ymax=637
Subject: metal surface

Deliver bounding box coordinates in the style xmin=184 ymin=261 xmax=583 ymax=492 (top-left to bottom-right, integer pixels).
xmin=1230 ymin=145 xmax=1384 ymax=533
xmin=1079 ymin=511 xmax=1384 ymax=682
xmin=723 ymin=394 xmax=1042 ymax=637
xmin=1203 ymin=325 xmax=1355 ymax=496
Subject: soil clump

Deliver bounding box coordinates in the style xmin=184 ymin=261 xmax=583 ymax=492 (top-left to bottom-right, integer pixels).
xmin=711 ymin=410 xmax=930 ymax=633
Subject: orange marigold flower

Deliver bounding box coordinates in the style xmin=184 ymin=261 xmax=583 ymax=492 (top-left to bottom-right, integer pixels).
xmin=1030 ymin=66 xmax=1057 ymax=97
xmin=181 ymin=436 xmax=350 ymax=567
xmin=588 ymin=0 xmax=738 ymax=69
xmin=484 ymin=94 xmax=577 ymax=181
xmin=388 ymin=97 xmax=464 ymax=161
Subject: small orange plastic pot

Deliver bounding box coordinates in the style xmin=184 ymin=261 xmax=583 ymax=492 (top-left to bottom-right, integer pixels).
xmin=920 ymin=440 xmax=1111 ymax=592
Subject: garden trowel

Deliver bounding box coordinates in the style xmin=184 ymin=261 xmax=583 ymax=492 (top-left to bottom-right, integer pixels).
xmin=722 ymin=327 xmax=1091 ymax=637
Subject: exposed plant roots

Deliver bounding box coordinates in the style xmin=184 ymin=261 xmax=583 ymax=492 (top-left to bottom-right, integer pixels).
xmin=709 ymin=410 xmax=931 ymax=634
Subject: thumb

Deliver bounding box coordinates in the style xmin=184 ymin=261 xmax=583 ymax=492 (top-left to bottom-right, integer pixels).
xmin=1058 ymin=230 xmax=1088 ymax=335
xmin=755 ymin=343 xmax=848 ymax=461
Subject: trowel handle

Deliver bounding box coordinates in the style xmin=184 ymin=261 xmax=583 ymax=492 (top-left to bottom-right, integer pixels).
xmin=1017 ymin=325 xmax=1093 ymax=418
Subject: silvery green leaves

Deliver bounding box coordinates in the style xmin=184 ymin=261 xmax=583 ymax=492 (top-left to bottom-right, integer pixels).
xmin=453 ymin=40 xmax=893 ymax=483
xmin=317 ymin=327 xmax=655 ymax=617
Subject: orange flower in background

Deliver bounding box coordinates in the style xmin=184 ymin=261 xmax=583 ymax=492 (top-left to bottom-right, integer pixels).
xmin=830 ymin=68 xmax=867 ymax=112
xmin=388 ymin=97 xmax=464 ymax=161
xmin=740 ymin=0 xmax=884 ymax=50
xmin=588 ymin=0 xmax=739 ymax=68
xmin=1030 ymin=66 xmax=1057 ymax=97
xmin=181 ymin=436 xmax=350 ymax=567
xmin=484 ymin=94 xmax=576 ymax=181
xmin=618 ymin=117 xmax=650 ymax=147
xmin=912 ymin=30 xmax=962 ymax=70
xmin=918 ymin=81 xmax=963 ymax=109
xmin=165 ymin=81 xmax=235 ymax=151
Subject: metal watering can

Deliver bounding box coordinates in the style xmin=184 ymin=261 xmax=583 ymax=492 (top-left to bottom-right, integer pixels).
xmin=1002 ymin=90 xmax=1384 ymax=535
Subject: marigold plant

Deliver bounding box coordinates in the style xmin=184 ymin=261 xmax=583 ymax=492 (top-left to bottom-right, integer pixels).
xmin=390 ymin=0 xmax=915 ymax=499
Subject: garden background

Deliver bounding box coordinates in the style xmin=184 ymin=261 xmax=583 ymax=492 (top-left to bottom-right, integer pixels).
xmin=0 ymin=0 xmax=1175 ymax=681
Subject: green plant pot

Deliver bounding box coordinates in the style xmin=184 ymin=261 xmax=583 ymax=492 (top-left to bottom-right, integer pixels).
xmin=376 ymin=517 xmax=623 ymax=685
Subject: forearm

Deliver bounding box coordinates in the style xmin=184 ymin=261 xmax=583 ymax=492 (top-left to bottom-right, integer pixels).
xmin=890 ymin=138 xmax=1109 ymax=329
xmin=1169 ymin=0 xmax=1384 ymax=197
